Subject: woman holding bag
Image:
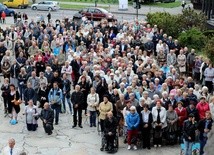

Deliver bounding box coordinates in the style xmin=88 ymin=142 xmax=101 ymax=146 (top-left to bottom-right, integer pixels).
xmin=87 ymin=87 xmax=99 ymax=127
xmin=8 ymin=84 xmax=21 ymax=124
xmin=24 ymin=99 xmax=39 ymax=131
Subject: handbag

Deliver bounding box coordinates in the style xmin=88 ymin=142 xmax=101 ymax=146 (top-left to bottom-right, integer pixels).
xmin=13 ymin=92 xmax=22 ymax=106
xmin=34 ymin=108 xmax=39 ymax=120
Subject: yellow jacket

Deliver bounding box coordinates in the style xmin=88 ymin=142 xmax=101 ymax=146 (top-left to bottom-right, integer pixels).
xmin=99 ymin=101 xmax=113 ymax=120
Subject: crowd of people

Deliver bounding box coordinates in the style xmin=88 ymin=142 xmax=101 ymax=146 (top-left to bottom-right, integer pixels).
xmin=0 ymin=10 xmax=213 ymax=155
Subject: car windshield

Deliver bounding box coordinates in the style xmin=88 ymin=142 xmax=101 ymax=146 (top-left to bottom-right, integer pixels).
xmin=1 ymin=5 xmax=7 ymax=9
xmin=98 ymin=8 xmax=108 ymax=13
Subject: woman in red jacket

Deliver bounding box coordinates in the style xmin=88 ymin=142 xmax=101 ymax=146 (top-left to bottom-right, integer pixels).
xmin=196 ymin=96 xmax=210 ymax=120
xmin=175 ymin=101 xmax=187 ymax=143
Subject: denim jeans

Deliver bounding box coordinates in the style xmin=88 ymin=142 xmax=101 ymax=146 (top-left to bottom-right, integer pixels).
xmin=183 ymin=139 xmax=193 ymax=155
xmin=200 ymin=138 xmax=207 ymax=155
xmin=51 ymin=104 xmax=61 ymax=124
xmin=18 ymin=84 xmax=26 ymax=100
xmin=62 ymin=95 xmax=72 ymax=114
xmin=89 ymin=111 xmax=96 ymax=126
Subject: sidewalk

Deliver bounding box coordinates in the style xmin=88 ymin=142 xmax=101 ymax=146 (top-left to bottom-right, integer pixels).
xmin=58 ymin=1 xmax=192 ymax=15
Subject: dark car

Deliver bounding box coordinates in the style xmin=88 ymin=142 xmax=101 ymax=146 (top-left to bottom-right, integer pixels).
xmin=73 ymin=7 xmax=115 ymax=21
xmin=0 ymin=4 xmax=15 ymax=16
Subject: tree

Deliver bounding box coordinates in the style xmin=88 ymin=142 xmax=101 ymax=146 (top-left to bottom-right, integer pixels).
xmin=203 ymin=37 xmax=214 ymax=64
xmin=178 ymin=28 xmax=206 ymax=51
xmin=146 ymin=12 xmax=180 ymax=38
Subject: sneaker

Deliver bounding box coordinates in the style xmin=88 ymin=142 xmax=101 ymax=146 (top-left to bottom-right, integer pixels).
xmin=154 ymin=145 xmax=157 ymax=148
xmin=127 ymin=145 xmax=131 ymax=150
xmin=133 ymin=145 xmax=137 ymax=150
xmin=158 ymin=145 xmax=161 ymax=147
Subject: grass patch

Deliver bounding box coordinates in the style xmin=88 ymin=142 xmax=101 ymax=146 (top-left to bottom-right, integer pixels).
xmin=55 ymin=0 xmax=118 ymax=4
xmin=55 ymin=0 xmax=183 ymax=8
xmin=60 ymin=3 xmax=109 ymax=10
xmin=144 ymin=1 xmax=182 ymax=8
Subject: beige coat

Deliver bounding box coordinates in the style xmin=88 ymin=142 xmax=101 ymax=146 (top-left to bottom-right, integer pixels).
xmin=99 ymin=101 xmax=113 ymax=120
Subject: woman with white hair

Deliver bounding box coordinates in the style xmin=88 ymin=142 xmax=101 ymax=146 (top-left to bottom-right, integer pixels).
xmin=126 ymin=105 xmax=140 ymax=150
xmin=201 ymin=86 xmax=210 ymax=101
xmin=152 ymin=100 xmax=167 ymax=148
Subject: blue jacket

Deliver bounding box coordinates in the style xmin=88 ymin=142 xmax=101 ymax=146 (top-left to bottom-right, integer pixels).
xmin=126 ymin=112 xmax=140 ymax=130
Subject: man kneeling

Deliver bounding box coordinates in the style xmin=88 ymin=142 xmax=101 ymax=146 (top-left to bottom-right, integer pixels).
xmin=40 ymin=102 xmax=54 ymax=135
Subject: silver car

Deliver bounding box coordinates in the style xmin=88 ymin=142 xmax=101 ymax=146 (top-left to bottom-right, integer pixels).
xmin=31 ymin=1 xmax=60 ymax=11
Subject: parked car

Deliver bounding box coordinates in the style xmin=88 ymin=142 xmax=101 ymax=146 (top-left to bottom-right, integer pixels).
xmin=31 ymin=1 xmax=60 ymax=11
xmin=73 ymin=7 xmax=115 ymax=21
xmin=3 ymin=0 xmax=28 ymax=9
xmin=0 ymin=3 xmax=15 ymax=16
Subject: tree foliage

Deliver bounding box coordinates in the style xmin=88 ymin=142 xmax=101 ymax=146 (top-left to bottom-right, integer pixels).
xmin=178 ymin=28 xmax=207 ymax=51
xmin=146 ymin=9 xmax=207 ymax=38
xmin=203 ymin=37 xmax=214 ymax=64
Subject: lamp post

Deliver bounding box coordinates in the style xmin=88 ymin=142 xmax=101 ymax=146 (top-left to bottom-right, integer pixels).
xmin=133 ymin=0 xmax=141 ymax=20
xmin=95 ymin=0 xmax=98 ymax=7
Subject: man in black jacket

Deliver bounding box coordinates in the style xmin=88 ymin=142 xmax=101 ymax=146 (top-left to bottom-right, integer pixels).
xmin=71 ymin=85 xmax=84 ymax=128
xmin=24 ymin=82 xmax=36 ymax=105
xmin=183 ymin=114 xmax=197 ymax=155
xmin=102 ymin=111 xmax=117 ymax=152
xmin=40 ymin=102 xmax=54 ymax=135
xmin=198 ymin=111 xmax=213 ymax=155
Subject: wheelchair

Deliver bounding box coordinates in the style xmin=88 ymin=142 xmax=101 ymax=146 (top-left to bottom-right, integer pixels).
xmin=100 ymin=132 xmax=119 ymax=153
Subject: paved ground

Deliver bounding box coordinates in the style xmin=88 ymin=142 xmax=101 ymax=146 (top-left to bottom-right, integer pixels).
xmin=0 ymin=102 xmax=180 ymax=155
xmin=0 ymin=3 xmax=184 ymax=155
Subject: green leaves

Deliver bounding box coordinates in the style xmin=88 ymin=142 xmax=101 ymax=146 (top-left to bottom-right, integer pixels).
xmin=146 ymin=8 xmax=207 ymax=38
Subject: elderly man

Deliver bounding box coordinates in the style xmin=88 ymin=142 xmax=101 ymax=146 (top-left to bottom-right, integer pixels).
xmin=71 ymin=85 xmax=84 ymax=128
xmin=40 ymin=102 xmax=54 ymax=135
xmin=2 ymin=138 xmax=21 ymax=155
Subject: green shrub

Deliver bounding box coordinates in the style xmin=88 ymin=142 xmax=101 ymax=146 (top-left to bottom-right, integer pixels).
xmin=203 ymin=37 xmax=214 ymax=64
xmin=178 ymin=28 xmax=207 ymax=51
xmin=146 ymin=9 xmax=207 ymax=38
xmin=147 ymin=12 xmax=181 ymax=38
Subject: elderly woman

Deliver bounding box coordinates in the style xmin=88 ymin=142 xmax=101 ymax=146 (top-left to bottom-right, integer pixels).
xmin=99 ymin=95 xmax=113 ymax=132
xmin=140 ymin=104 xmax=153 ymax=149
xmin=166 ymin=105 xmax=178 ymax=145
xmin=87 ymin=87 xmax=99 ymax=127
xmin=152 ymin=100 xmax=167 ymax=148
xmin=126 ymin=106 xmax=140 ymax=150
xmin=23 ymin=99 xmax=39 ymax=131
xmin=175 ymin=101 xmax=187 ymax=143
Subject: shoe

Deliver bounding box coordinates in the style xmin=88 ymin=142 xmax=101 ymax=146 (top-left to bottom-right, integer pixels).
xmin=154 ymin=145 xmax=157 ymax=148
xmin=79 ymin=125 xmax=83 ymax=128
xmin=100 ymin=147 xmax=104 ymax=151
xmin=143 ymin=146 xmax=146 ymax=149
xmin=133 ymin=145 xmax=137 ymax=150
xmin=48 ymin=132 xmax=52 ymax=135
xmin=105 ymin=146 xmax=109 ymax=151
xmin=55 ymin=122 xmax=58 ymax=125
xmin=93 ymin=124 xmax=96 ymax=127
xmin=147 ymin=147 xmax=151 ymax=150
xmin=158 ymin=145 xmax=161 ymax=147
xmin=72 ymin=125 xmax=76 ymax=128
xmin=127 ymin=145 xmax=131 ymax=150
xmin=90 ymin=124 xmax=92 ymax=127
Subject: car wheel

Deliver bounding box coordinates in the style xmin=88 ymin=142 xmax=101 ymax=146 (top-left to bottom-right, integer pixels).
xmin=48 ymin=7 xmax=53 ymax=11
xmin=18 ymin=5 xmax=22 ymax=9
xmin=10 ymin=12 xmax=14 ymax=16
xmin=32 ymin=6 xmax=37 ymax=10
